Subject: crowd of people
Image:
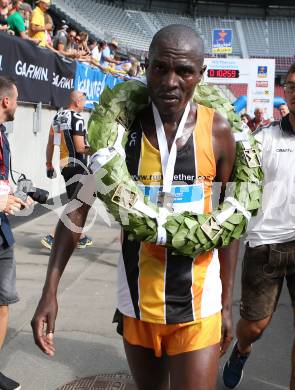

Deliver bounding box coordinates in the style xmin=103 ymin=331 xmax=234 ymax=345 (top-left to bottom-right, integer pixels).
xmin=241 ymin=103 xmax=289 ymax=132
xmin=0 ymin=0 xmax=143 ymax=78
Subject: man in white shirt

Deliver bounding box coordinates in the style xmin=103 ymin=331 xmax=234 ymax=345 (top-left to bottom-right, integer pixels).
xmin=223 ymin=63 xmax=295 ymax=389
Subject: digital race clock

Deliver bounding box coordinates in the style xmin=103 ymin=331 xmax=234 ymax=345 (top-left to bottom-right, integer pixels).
xmin=207 ymin=69 xmax=240 ymax=78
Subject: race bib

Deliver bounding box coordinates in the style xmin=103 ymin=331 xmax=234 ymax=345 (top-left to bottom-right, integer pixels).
xmin=138 ymin=183 xmax=205 ymax=213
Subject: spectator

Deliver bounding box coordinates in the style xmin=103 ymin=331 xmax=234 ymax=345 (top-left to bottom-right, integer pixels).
xmin=0 ymin=76 xmax=32 ymax=390
xmin=53 ymin=27 xmax=78 ymax=59
xmin=88 ymin=38 xmax=100 ymax=61
xmin=0 ymin=0 xmax=9 ymax=31
xmin=7 ymin=0 xmax=31 ymax=40
xmin=0 ymin=0 xmax=9 ymax=18
xmin=19 ymin=1 xmax=31 ymax=31
xmin=29 ymin=0 xmax=51 ymax=47
xmin=240 ymin=113 xmax=251 ymax=125
xmin=247 ymin=107 xmax=271 ymax=132
xmin=100 ymin=39 xmax=121 ymax=67
xmin=88 ymin=38 xmax=105 ymax=70
xmin=279 ymin=103 xmax=289 ymax=117
xmin=77 ymin=31 xmax=91 ymax=57
xmin=128 ymin=58 xmax=141 ymax=77
xmin=52 ymin=20 xmax=68 ymax=49
xmin=44 ymin=13 xmax=53 ymax=47
xmin=74 ymin=33 xmax=80 ymax=48
xmin=98 ymin=39 xmax=106 ymax=53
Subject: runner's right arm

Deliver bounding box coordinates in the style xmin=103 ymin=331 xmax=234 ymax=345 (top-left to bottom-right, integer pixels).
xmin=31 ymin=181 xmax=94 ymax=355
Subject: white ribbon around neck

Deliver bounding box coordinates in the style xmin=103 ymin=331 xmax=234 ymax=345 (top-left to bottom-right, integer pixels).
xmin=152 ymin=102 xmax=191 ymax=194
xmin=151 ymin=102 xmax=190 ymax=245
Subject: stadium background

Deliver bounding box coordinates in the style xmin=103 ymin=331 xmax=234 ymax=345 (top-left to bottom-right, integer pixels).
xmin=2 ymin=0 xmax=295 ymax=199
xmin=48 ymin=0 xmax=295 ymax=116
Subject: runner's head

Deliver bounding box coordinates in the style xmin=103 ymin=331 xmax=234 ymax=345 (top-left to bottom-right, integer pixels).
xmin=284 ymin=63 xmax=295 ymax=115
xmin=146 ymin=24 xmax=205 ymax=119
xmin=69 ymin=90 xmax=86 ymax=112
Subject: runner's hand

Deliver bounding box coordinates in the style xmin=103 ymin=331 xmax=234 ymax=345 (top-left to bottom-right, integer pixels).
xmin=31 ymin=293 xmax=58 ymax=356
xmin=47 ymin=167 xmax=56 ymax=179
xmin=220 ymin=308 xmax=233 ymax=356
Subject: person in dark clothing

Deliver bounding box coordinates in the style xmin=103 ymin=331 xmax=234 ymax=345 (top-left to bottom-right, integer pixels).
xmin=0 ymin=76 xmax=31 ymax=390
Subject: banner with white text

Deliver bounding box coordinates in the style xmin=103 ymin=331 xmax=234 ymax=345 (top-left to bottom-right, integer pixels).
xmin=0 ymin=32 xmax=75 ymax=107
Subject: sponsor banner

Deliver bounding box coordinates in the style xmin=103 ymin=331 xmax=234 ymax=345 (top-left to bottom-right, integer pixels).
xmin=247 ymin=59 xmax=275 ymax=119
xmin=204 ymin=57 xmax=275 ymax=119
xmin=74 ymin=61 xmax=124 ymax=109
xmin=212 ymin=29 xmax=233 ymax=54
xmin=256 ymin=81 xmax=268 ymax=88
xmin=0 ymin=32 xmax=75 ymax=107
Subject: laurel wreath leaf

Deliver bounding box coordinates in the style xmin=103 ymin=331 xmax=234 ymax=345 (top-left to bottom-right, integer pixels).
xmin=88 ymin=80 xmax=263 ymax=257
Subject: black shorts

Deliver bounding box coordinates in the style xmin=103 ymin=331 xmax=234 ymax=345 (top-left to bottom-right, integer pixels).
xmin=61 ymin=165 xmax=87 ymax=200
xmin=240 ymin=241 xmax=295 ymax=321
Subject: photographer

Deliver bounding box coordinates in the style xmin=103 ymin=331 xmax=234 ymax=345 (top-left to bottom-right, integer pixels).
xmin=0 ymin=76 xmax=32 ymax=390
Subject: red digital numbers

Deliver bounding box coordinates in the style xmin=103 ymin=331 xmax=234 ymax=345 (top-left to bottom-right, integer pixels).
xmin=207 ymin=69 xmax=239 ymax=78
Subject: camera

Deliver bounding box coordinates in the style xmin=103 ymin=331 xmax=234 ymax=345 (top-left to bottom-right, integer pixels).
xmin=14 ymin=175 xmax=49 ymax=204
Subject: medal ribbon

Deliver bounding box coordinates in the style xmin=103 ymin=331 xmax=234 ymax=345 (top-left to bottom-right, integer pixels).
xmin=152 ymin=102 xmax=190 ymax=194
xmin=152 ymin=102 xmax=191 ymax=245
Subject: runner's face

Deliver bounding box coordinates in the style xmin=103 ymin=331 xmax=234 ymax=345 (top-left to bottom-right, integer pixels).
xmin=284 ymin=72 xmax=295 ymax=114
xmin=146 ymin=42 xmax=204 ymax=118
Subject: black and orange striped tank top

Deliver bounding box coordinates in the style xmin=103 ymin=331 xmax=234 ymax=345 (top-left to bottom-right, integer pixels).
xmin=117 ymin=104 xmax=222 ymax=324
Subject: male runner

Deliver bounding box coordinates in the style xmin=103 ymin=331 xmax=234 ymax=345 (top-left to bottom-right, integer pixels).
xmin=31 ymin=25 xmax=239 ymax=390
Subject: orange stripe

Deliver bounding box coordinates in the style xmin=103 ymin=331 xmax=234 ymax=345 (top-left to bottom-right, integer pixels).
xmin=138 ymin=138 xmax=166 ymax=322
xmin=194 ymin=104 xmax=216 ymax=213
xmin=192 ymin=251 xmax=214 ymax=318
xmin=138 ymin=242 xmax=166 ymax=322
xmin=139 ymin=134 xmax=162 ymax=186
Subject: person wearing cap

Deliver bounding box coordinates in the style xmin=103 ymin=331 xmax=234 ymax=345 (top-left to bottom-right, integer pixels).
xmin=28 ymin=0 xmax=51 ymax=47
xmin=100 ymin=39 xmax=121 ymax=68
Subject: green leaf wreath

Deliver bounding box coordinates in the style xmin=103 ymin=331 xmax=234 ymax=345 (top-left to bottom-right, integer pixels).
xmin=88 ymin=80 xmax=263 ymax=257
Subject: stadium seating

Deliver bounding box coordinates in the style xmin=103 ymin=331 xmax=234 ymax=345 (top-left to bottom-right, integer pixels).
xmin=228 ymin=84 xmax=248 ymax=99
xmin=196 ymin=17 xmax=242 ymax=57
xmin=52 ymin=0 xmax=295 ymax=71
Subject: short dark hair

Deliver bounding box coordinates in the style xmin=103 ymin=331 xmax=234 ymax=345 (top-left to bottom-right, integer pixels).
xmin=98 ymin=40 xmax=106 ymax=48
xmin=286 ymin=63 xmax=295 ymax=80
xmin=149 ymin=24 xmax=204 ymax=61
xmin=0 ymin=76 xmax=16 ymax=98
